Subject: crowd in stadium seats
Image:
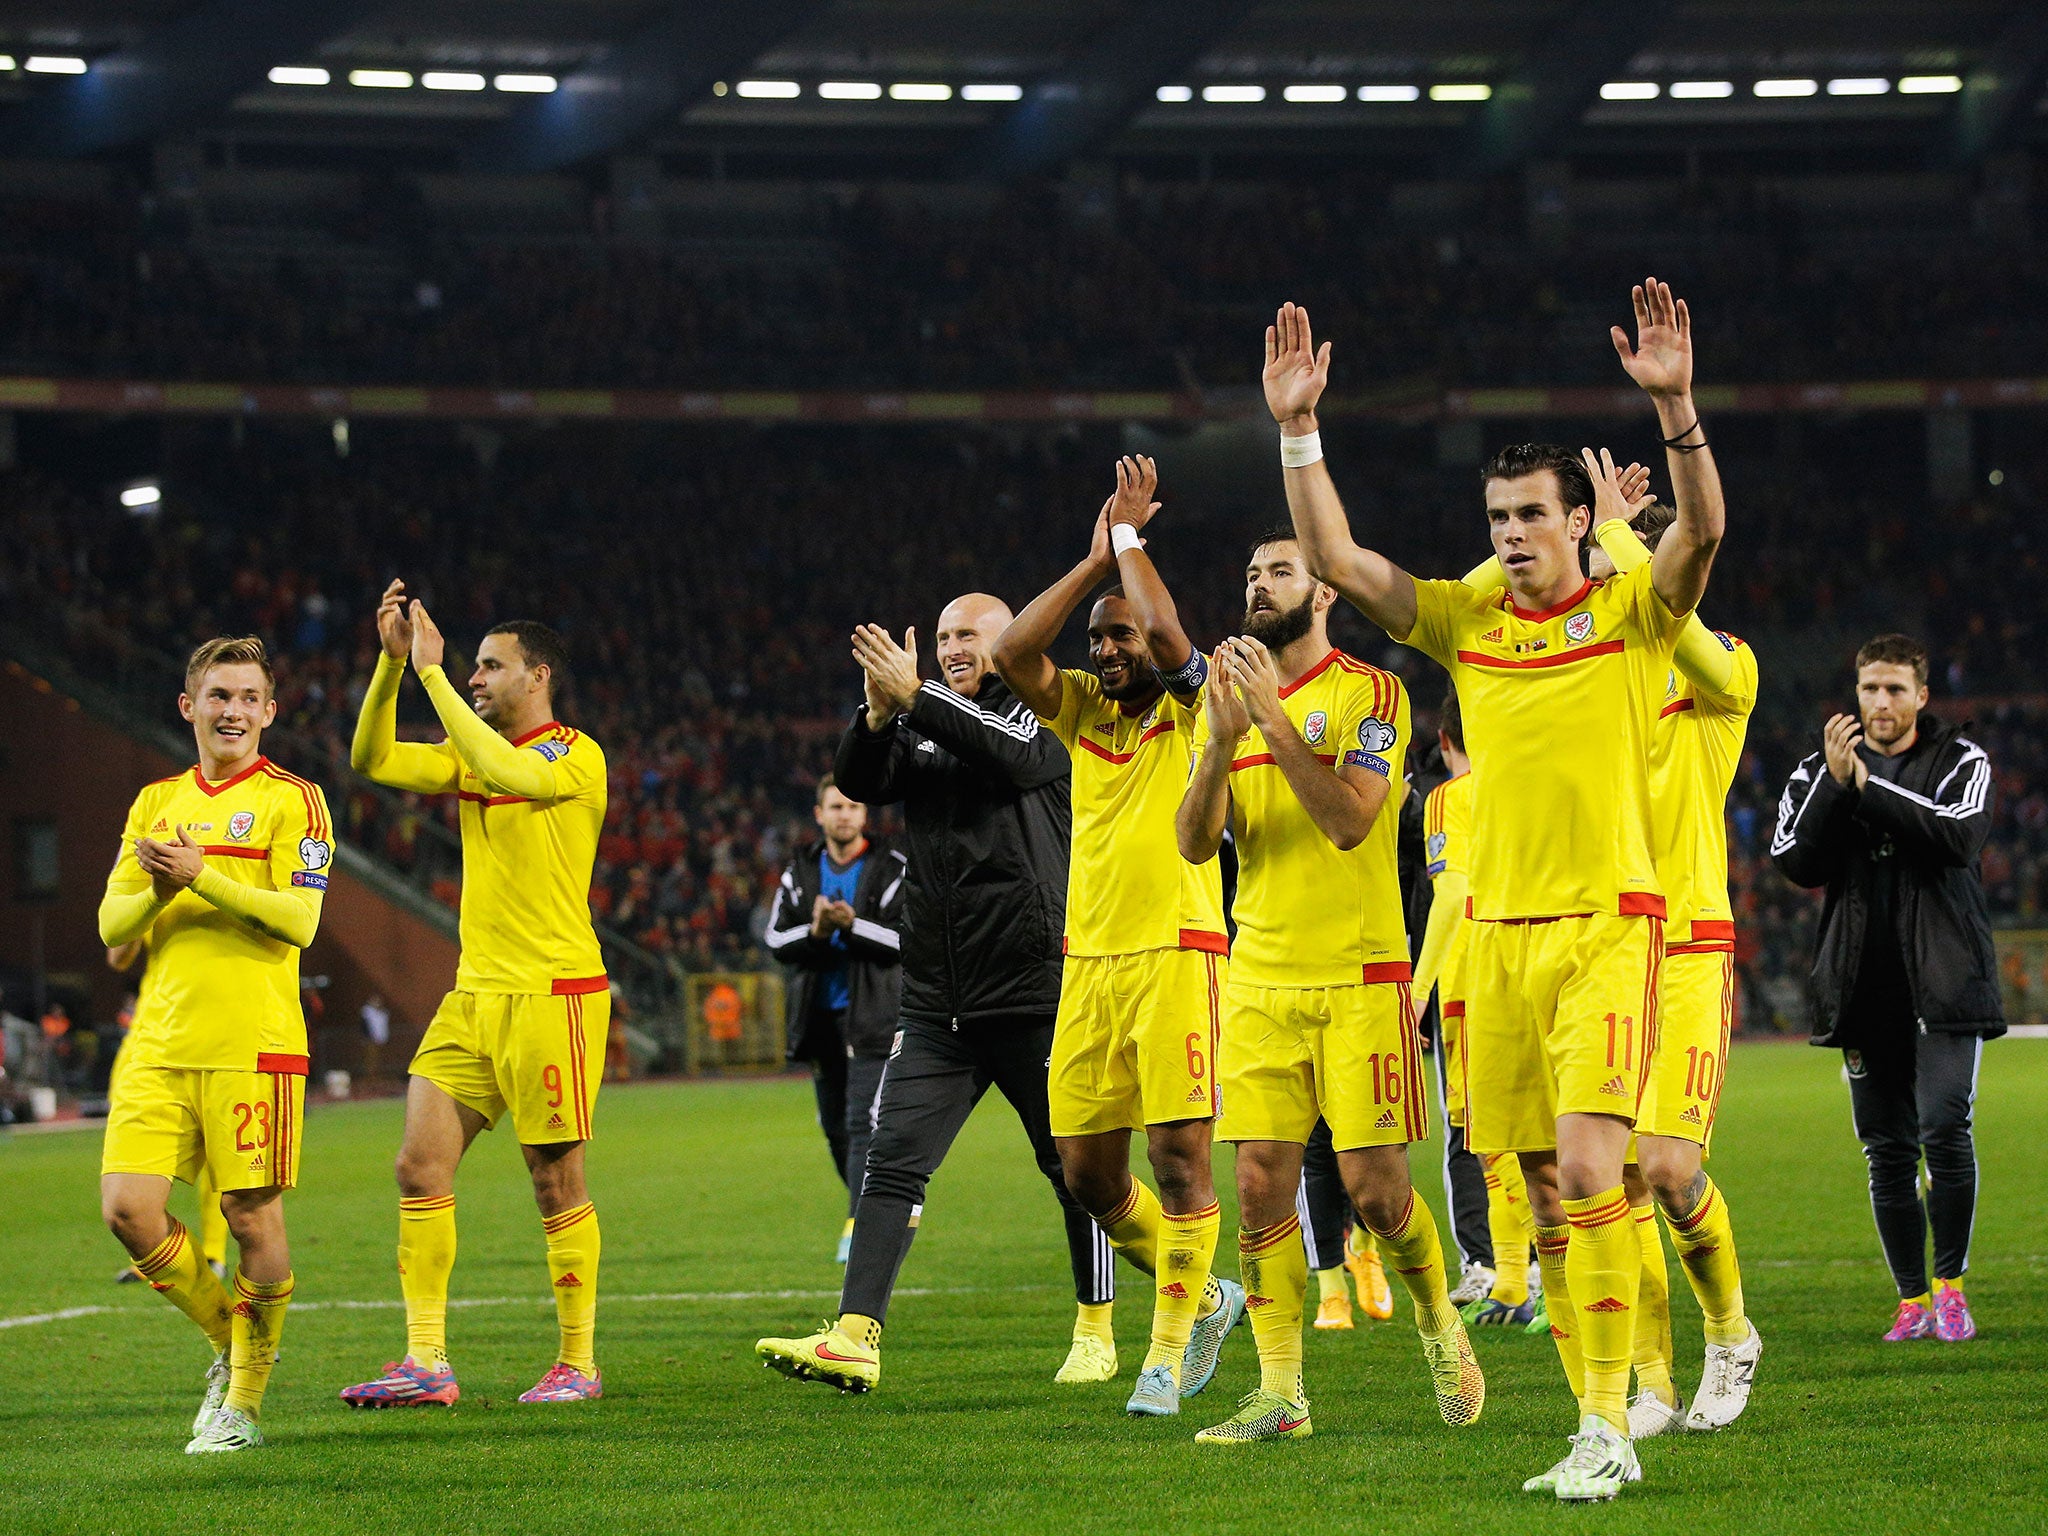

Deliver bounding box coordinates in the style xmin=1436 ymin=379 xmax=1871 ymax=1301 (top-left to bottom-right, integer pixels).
xmin=4 ymin=178 xmax=2048 ymax=392
xmin=3 ymin=404 xmax=2043 ymax=1031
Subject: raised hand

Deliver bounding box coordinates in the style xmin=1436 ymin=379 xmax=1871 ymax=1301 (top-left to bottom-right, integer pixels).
xmin=1107 ymin=455 xmax=1162 ymax=534
xmin=1611 ymin=277 xmax=1692 ymax=399
xmin=376 ymin=578 xmax=413 ymax=660
xmin=1263 ymin=301 xmax=1332 ymax=426
xmin=1823 ymin=713 xmax=1868 ymax=789
xmin=1582 ymin=448 xmax=1658 ymax=528
xmin=1225 ymin=636 xmax=1286 ymax=732
xmin=1205 ymin=646 xmax=1252 ymax=745
xmin=852 ymin=624 xmax=921 ymax=717
xmin=1086 ymin=500 xmax=1117 ymax=572
xmin=408 ymin=600 xmax=446 ymax=672
xmin=1618 ymin=460 xmax=1653 ymax=513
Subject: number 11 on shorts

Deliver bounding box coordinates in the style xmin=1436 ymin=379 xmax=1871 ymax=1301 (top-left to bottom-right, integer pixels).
xmin=1604 ymin=1012 xmax=1635 ymax=1070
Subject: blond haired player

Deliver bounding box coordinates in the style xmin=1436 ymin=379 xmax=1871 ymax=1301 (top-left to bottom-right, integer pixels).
xmin=341 ymin=582 xmax=610 ymax=1407
xmin=1177 ymin=532 xmax=1483 ymax=1444
xmin=99 ymin=636 xmax=332 ymax=1453
xmin=993 ymin=456 xmax=1247 ymax=1418
xmin=1413 ymin=690 xmax=1540 ymax=1332
xmin=1270 ymin=281 xmax=1726 ymax=1501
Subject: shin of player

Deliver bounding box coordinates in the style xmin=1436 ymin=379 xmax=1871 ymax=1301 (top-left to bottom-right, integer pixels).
xmin=99 ymin=636 xmax=330 ymax=1453
xmin=1264 ymin=280 xmax=1725 ymax=1498
xmin=342 ymin=584 xmax=610 ymax=1408
xmin=993 ymin=456 xmax=1244 ymax=1416
xmin=1176 ymin=534 xmax=1483 ymax=1444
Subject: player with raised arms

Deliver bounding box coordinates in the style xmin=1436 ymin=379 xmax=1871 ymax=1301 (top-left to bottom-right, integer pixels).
xmin=341 ymin=581 xmax=611 ymax=1408
xmin=1268 ymin=281 xmax=1725 ymax=1500
xmin=98 ymin=636 xmax=332 ymax=1453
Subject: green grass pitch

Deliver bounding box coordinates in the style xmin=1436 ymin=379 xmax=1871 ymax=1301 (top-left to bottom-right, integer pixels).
xmin=5 ymin=1040 xmax=2045 ymax=1534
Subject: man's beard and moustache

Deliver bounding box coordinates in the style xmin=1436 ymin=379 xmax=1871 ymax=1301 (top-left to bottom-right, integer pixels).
xmin=1243 ymin=591 xmax=1316 ymax=650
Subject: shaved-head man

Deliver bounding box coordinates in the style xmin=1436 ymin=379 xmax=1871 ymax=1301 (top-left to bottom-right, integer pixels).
xmin=758 ymin=588 xmax=1108 ymax=1394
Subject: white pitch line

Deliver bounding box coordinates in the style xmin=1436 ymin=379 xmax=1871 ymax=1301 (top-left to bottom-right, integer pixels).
xmin=0 ymin=1283 xmax=1043 ymax=1332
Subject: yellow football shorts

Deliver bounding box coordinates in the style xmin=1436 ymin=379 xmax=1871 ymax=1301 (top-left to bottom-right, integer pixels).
xmin=102 ymin=1058 xmax=305 ymax=1191
xmin=411 ymin=983 xmax=611 ymax=1144
xmin=1050 ymin=947 xmax=1224 ymax=1136
xmin=1460 ymin=912 xmax=1664 ymax=1155
xmin=1216 ymin=979 xmax=1426 ymax=1150
xmin=1633 ymin=944 xmax=1733 ymax=1149
xmin=1442 ymin=1000 xmax=1469 ymax=1127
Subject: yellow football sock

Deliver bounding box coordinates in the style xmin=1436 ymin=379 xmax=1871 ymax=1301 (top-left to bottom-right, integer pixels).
xmin=1098 ymin=1178 xmax=1162 ymax=1276
xmin=837 ymin=1311 xmax=883 ymax=1350
xmin=1631 ymin=1203 xmax=1676 ymax=1405
xmin=1240 ymin=1214 xmax=1307 ymax=1401
xmin=224 ymin=1271 xmax=293 ymax=1416
xmin=1562 ymin=1188 xmax=1639 ymax=1433
xmin=397 ymin=1195 xmax=456 ymax=1370
xmin=1370 ymin=1190 xmax=1458 ymax=1335
xmin=1074 ymin=1300 xmax=1115 ymax=1344
xmin=541 ymin=1202 xmax=601 ymax=1373
xmin=1665 ymin=1176 xmax=1748 ymax=1347
xmin=1145 ymin=1201 xmax=1220 ymax=1375
xmin=133 ymin=1217 xmax=233 ymax=1353
xmin=1315 ymin=1266 xmax=1347 ymax=1303
xmin=196 ymin=1167 xmax=229 ymax=1273
xmin=1534 ymin=1223 xmax=1584 ymax=1408
xmin=1484 ymin=1155 xmax=1531 ymax=1305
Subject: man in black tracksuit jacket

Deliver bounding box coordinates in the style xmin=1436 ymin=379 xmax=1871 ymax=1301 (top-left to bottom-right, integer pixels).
xmin=759 ymin=593 xmax=1111 ymax=1386
xmin=1771 ymin=633 xmax=2004 ymax=1339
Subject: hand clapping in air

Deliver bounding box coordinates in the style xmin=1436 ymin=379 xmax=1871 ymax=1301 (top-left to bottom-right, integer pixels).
xmin=1263 ymin=301 xmax=1331 ymax=426
xmin=852 ymin=624 xmax=921 ymax=726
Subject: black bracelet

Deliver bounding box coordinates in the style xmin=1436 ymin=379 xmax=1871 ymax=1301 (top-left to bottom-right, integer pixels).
xmin=1662 ymin=417 xmax=1708 ymax=454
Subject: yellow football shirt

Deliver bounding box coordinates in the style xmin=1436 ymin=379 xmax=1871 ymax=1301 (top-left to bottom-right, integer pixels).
xmin=1403 ymin=563 xmax=1685 ymax=921
xmin=1043 ymin=669 xmax=1226 ymax=957
xmin=1413 ymin=769 xmax=1474 ymax=1007
xmin=1225 ymin=650 xmax=1411 ymax=988
xmin=1649 ymin=633 xmax=1758 ymax=944
xmin=104 ymin=758 xmax=333 ymax=1072
xmin=1424 ymin=770 xmax=1473 ymax=883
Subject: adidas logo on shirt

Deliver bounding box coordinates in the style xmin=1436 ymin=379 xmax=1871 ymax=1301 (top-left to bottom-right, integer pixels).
xmin=1599 ymin=1075 xmax=1629 ymax=1097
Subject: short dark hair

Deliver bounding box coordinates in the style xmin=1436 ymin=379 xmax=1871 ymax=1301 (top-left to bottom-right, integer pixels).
xmin=1248 ymin=527 xmax=1301 ymax=562
xmin=1481 ymin=444 xmax=1596 ymax=526
xmin=1439 ymin=684 xmax=1464 ymax=752
xmin=484 ymin=620 xmax=571 ymax=707
xmin=1855 ymin=633 xmax=1929 ymax=687
xmin=1632 ymin=500 xmax=1678 ymax=552
xmin=815 ymin=772 xmax=838 ymax=805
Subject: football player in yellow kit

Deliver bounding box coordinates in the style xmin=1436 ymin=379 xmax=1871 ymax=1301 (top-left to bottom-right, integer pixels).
xmin=1177 ymin=532 xmax=1483 ymax=1444
xmin=1270 ymin=280 xmax=1727 ymax=1500
xmin=342 ymin=582 xmax=610 ymax=1408
xmin=99 ymin=636 xmax=331 ymax=1453
xmin=993 ymin=456 xmax=1245 ymax=1418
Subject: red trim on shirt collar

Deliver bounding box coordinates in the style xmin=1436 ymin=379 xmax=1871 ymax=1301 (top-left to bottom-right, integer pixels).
xmin=1506 ymin=578 xmax=1595 ymax=623
xmin=191 ymin=757 xmax=270 ymax=797
xmin=511 ymin=721 xmax=563 ymax=747
xmin=1278 ymin=649 xmax=1341 ymax=698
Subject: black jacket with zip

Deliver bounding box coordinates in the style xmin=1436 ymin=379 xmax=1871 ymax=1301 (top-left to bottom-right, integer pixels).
xmin=762 ymin=835 xmax=908 ymax=1060
xmin=1770 ymin=712 xmax=2005 ymax=1046
xmin=833 ymin=673 xmax=1070 ymax=1026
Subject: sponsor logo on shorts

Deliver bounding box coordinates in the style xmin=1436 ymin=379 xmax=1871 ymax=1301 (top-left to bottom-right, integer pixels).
xmin=1186 ymin=1085 xmax=1208 ymax=1103
xmin=291 ymin=871 xmax=328 ymax=889
xmin=547 ymin=1112 xmax=568 ymax=1130
xmin=1374 ymin=1110 xmax=1397 ymax=1129
xmin=1564 ymin=612 xmax=1596 ymax=644
xmin=1303 ymin=710 xmax=1328 ymax=746
xmin=249 ymin=1152 xmax=265 ymax=1169
xmin=1680 ymin=1104 xmax=1704 ymax=1125
xmin=1599 ymin=1074 xmax=1629 ymax=1097
xmin=228 ymin=811 xmax=256 ymax=841
xmin=1583 ymin=1296 xmax=1629 ymax=1313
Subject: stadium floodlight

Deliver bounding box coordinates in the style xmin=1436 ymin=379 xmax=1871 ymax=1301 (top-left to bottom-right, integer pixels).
xmin=25 ymin=55 xmax=88 ymax=74
xmin=1600 ymin=81 xmax=1660 ymax=100
xmin=1898 ymin=74 xmax=1963 ymax=94
xmin=960 ymin=83 xmax=1022 ymax=101
xmin=1358 ymin=84 xmax=1421 ymax=102
xmin=1827 ymin=77 xmax=1890 ymax=96
xmin=1670 ymin=80 xmax=1734 ymax=98
xmin=268 ymin=66 xmax=330 ymax=86
xmin=736 ymin=79 xmax=800 ymax=98
xmin=889 ymin=83 xmax=952 ymax=100
xmin=1753 ymin=78 xmax=1818 ymax=97
xmin=1201 ymin=84 xmax=1266 ymax=103
xmin=1155 ymin=84 xmax=1193 ymax=102
xmin=819 ymin=81 xmax=882 ymax=99
xmin=0 ymin=55 xmax=13 ymax=71
xmin=348 ymin=69 xmax=413 ymax=89
xmin=422 ymin=71 xmax=486 ymax=92
xmin=494 ymin=73 xmax=556 ymax=93
xmin=120 ymin=481 xmax=162 ymax=512
xmin=1429 ymin=83 xmax=1492 ymax=102
xmin=1283 ymin=84 xmax=1348 ymax=104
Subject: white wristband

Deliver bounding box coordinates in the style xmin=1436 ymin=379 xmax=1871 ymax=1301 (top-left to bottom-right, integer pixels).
xmin=1280 ymin=430 xmax=1323 ymax=468
xmin=1110 ymin=523 xmax=1143 ymax=557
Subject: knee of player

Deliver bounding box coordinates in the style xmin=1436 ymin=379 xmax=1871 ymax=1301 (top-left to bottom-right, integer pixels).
xmin=1635 ymin=1147 xmax=1701 ymax=1209
xmin=393 ymin=1147 xmax=445 ymax=1198
xmin=101 ymin=1192 xmax=150 ymax=1242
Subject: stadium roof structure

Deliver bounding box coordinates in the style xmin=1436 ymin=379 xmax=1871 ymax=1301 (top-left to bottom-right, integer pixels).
xmin=0 ymin=0 xmax=2043 ymax=177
